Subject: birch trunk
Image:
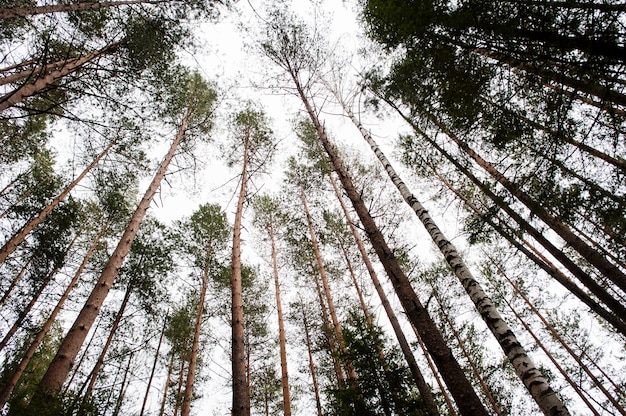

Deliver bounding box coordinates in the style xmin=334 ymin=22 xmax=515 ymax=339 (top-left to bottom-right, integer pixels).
xmin=338 ymin=99 xmax=569 ymax=416
xmin=232 ymin=135 xmax=250 ymax=416
xmin=293 ymin=81 xmax=487 ymax=415
xmin=269 ymin=224 xmax=292 ymax=416
xmin=329 ymin=174 xmax=439 ymax=415
xmin=0 ymin=140 xmax=115 ymax=265
xmin=0 ymin=43 xmax=119 ymax=112
xmin=0 ymin=220 xmax=109 ymax=407
xmin=181 ymin=247 xmax=211 ymax=416
xmin=36 ymin=108 xmax=191 ymax=398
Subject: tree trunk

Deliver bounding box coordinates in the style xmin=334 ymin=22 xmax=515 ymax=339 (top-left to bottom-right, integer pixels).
xmin=36 ymin=107 xmax=192 ymax=399
xmin=0 ymin=42 xmax=119 ymax=112
xmin=232 ymin=133 xmax=250 ymax=416
xmin=0 ymin=258 xmax=31 ymax=306
xmin=0 ymin=57 xmax=83 ymax=87
xmin=0 ymin=0 xmax=161 ymax=19
xmin=173 ymin=358 xmax=186 ymax=416
xmin=112 ymin=351 xmax=134 ymax=416
xmin=140 ymin=313 xmax=168 ymax=416
xmin=81 ymin=281 xmax=133 ymax=402
xmin=268 ymin=223 xmax=292 ymax=416
xmin=159 ymin=353 xmax=175 ymax=416
xmin=329 ymin=175 xmax=439 ymax=415
xmin=299 ymin=183 xmax=359 ymax=384
xmin=0 ymin=220 xmax=109 ymax=407
xmin=181 ymin=247 xmax=211 ymax=416
xmin=338 ymin=99 xmax=569 ymax=416
xmin=293 ymin=80 xmax=488 ymax=416
xmin=299 ymin=300 xmax=323 ymax=416
xmin=0 ymin=140 xmax=115 ymax=265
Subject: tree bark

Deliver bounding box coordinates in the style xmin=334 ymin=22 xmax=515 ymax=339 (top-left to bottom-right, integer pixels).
xmin=36 ymin=107 xmax=191 ymax=399
xmin=299 ymin=300 xmax=323 ymax=416
xmin=0 ymin=258 xmax=31 ymax=306
xmin=0 ymin=140 xmax=115 ymax=265
xmin=232 ymin=133 xmax=251 ymax=416
xmin=338 ymin=99 xmax=569 ymax=416
xmin=268 ymin=223 xmax=292 ymax=416
xmin=140 ymin=313 xmax=168 ymax=416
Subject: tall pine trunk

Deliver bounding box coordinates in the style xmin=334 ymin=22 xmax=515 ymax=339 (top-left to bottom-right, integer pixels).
xmin=140 ymin=314 xmax=168 ymax=416
xmin=232 ymin=135 xmax=250 ymax=416
xmin=36 ymin=108 xmax=192 ymax=400
xmin=268 ymin=223 xmax=292 ymax=416
xmin=299 ymin=299 xmax=323 ymax=416
xmin=337 ymin=99 xmax=569 ymax=416
xmin=0 ymin=0 xmax=159 ymax=19
xmin=0 ymin=140 xmax=115 ymax=265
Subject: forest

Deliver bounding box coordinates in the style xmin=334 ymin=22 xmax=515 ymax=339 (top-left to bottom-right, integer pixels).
xmin=0 ymin=0 xmax=625 ymax=415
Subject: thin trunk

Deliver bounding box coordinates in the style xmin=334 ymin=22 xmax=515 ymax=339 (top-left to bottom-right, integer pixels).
xmin=503 ymin=298 xmax=604 ymax=415
xmin=425 ymin=108 xmax=626 ymax=293
xmin=0 ymin=0 xmax=161 ymax=19
xmin=385 ymin=98 xmax=626 ymax=324
xmin=311 ymin=262 xmax=346 ymax=388
xmin=299 ymin=184 xmax=359 ymax=384
xmin=232 ymin=133 xmax=250 ymax=416
xmin=81 ymin=282 xmax=133 ymax=402
xmin=431 ymin=287 xmax=503 ymax=416
xmin=159 ymin=353 xmax=175 ymax=416
xmin=37 ymin=107 xmax=192 ymax=398
xmin=0 ymin=42 xmax=119 ymax=112
xmin=112 ymin=351 xmax=134 ymax=416
xmin=340 ymin=242 xmax=395 ymax=416
xmin=173 ymin=358 xmax=186 ymax=416
xmin=495 ymin=258 xmax=626 ymax=413
xmin=338 ymin=98 xmax=568 ymax=416
xmin=0 ymin=189 xmax=32 ymax=220
xmin=299 ymin=300 xmax=323 ymax=416
xmin=411 ymin=322 xmax=458 ymax=416
xmin=0 ymin=233 xmax=77 ymax=353
xmin=424 ymin=160 xmax=626 ymax=335
xmin=0 ymin=140 xmax=115 ymax=265
xmin=0 ymin=221 xmax=109 ymax=407
xmin=140 ymin=314 xmax=168 ymax=416
xmin=181 ymin=247 xmax=211 ymax=416
xmin=329 ymin=175 xmax=438 ymax=415
xmin=294 ymin=80 xmax=487 ymax=415
xmin=269 ymin=223 xmax=292 ymax=416
xmin=0 ymin=258 xmax=31 ymax=306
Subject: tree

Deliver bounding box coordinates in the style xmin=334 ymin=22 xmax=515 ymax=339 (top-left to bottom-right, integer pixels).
xmin=227 ymin=105 xmax=275 ymax=416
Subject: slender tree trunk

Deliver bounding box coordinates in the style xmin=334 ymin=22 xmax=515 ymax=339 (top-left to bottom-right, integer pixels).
xmin=329 ymin=175 xmax=439 ymax=415
xmin=173 ymin=358 xmax=186 ymax=416
xmin=337 ymin=99 xmax=569 ymax=416
xmin=112 ymin=351 xmax=134 ymax=416
xmin=0 ymin=42 xmax=119 ymax=112
xmin=0 ymin=220 xmax=109 ymax=407
xmin=431 ymin=286 xmax=503 ymax=416
xmin=385 ymin=98 xmax=626 ymax=324
xmin=300 ymin=299 xmax=323 ymax=416
xmin=0 ymin=258 xmax=31 ymax=306
xmin=299 ymin=183 xmax=359 ymax=384
xmin=424 ymin=108 xmax=626 ymax=292
xmin=293 ymin=80 xmax=488 ymax=415
xmin=159 ymin=353 xmax=175 ymax=416
xmin=268 ymin=223 xmax=292 ymax=416
xmin=232 ymin=134 xmax=250 ymax=416
xmin=140 ymin=313 xmax=168 ymax=416
xmin=0 ymin=0 xmax=161 ymax=19
xmin=181 ymin=247 xmax=211 ymax=416
xmin=36 ymin=108 xmax=192 ymax=399
xmin=0 ymin=189 xmax=33 ymax=219
xmin=81 ymin=282 xmax=133 ymax=402
xmin=0 ymin=140 xmax=115 ymax=265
